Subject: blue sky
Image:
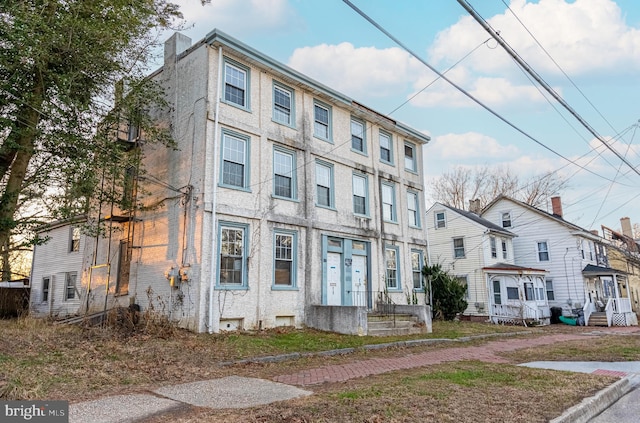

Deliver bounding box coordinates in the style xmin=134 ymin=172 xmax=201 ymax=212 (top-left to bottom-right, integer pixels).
xmin=169 ymin=0 xmax=640 ymax=234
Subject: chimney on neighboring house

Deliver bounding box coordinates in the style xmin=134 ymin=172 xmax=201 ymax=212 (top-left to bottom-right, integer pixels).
xmin=468 ymin=199 xmax=481 ymax=214
xmin=551 ymin=196 xmax=563 ymax=217
xmin=621 ymin=217 xmax=633 ymax=238
xmin=590 ymin=230 xmax=600 ymax=236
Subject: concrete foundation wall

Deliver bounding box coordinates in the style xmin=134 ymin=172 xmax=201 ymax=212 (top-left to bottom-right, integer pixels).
xmin=394 ymin=304 xmax=433 ymax=333
xmin=306 ymin=305 xmax=368 ymax=336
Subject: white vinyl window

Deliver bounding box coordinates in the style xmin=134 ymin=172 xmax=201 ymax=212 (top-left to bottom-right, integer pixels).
xmin=453 ymin=237 xmax=465 ymax=259
xmin=537 ymin=241 xmax=550 ymax=262
xmin=352 ymin=173 xmax=368 ymax=215
xmin=435 ymin=211 xmax=446 ymax=229
xmin=65 ymin=272 xmax=77 ymax=300
xmin=381 ymin=182 xmax=396 ymax=222
xmin=313 ymin=101 xmax=331 ymax=141
xmin=273 ymin=148 xmax=296 ymax=199
xmin=273 ymin=83 xmax=294 ymax=125
xmin=315 ymin=161 xmax=334 ymax=208
xmin=407 ymin=191 xmax=420 ymax=227
xmin=224 ymin=60 xmax=249 ymax=108
xmin=351 ymin=118 xmax=366 ymax=153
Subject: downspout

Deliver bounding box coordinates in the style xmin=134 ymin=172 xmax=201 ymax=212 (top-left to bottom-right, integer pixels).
xmin=425 ymin=221 xmax=433 ymax=308
xmin=208 ymin=46 xmax=223 ymax=334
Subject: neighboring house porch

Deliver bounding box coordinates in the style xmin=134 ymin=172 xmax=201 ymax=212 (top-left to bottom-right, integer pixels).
xmin=582 ymin=264 xmax=637 ymax=327
xmin=486 ymin=264 xmax=550 ymax=326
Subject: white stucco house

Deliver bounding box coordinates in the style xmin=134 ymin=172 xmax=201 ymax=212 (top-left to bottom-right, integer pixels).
xmin=482 ymin=195 xmax=637 ymax=327
xmin=426 ymin=202 xmax=549 ymax=325
xmin=28 ymin=30 xmax=432 ymax=334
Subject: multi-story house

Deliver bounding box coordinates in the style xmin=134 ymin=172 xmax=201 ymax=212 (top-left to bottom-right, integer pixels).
xmin=28 ymin=30 xmax=432 ymax=334
xmin=426 ymin=202 xmax=549 ymax=325
xmin=602 ymin=217 xmax=640 ymax=314
xmin=483 ymin=195 xmax=637 ymax=326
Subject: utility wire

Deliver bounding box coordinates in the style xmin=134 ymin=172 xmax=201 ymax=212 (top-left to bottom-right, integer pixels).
xmin=456 ymin=0 xmax=640 ymax=178
xmin=341 ymin=0 xmax=625 ymax=185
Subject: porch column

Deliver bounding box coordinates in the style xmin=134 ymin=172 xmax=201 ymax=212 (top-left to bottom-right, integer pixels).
xmin=612 ymin=274 xmax=620 ymax=312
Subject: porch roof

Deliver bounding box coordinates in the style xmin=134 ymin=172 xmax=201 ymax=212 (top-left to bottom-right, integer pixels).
xmin=483 ymin=262 xmax=546 ymax=274
xmin=582 ymin=264 xmax=628 ymax=277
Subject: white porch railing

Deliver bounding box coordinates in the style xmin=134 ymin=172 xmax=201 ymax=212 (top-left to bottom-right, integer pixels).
xmin=605 ymin=298 xmax=614 ymax=327
xmin=492 ymin=303 xmax=547 ymax=325
xmin=583 ymin=302 xmax=593 ymax=326
xmin=612 ymin=298 xmax=632 ymax=314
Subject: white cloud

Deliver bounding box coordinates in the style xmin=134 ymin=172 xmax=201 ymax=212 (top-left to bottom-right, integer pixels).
xmin=287 ymin=43 xmax=426 ymax=99
xmin=429 ymin=0 xmax=640 ymax=77
xmin=429 ymin=132 xmax=519 ymax=160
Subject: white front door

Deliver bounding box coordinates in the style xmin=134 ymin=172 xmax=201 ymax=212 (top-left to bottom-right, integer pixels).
xmin=352 ymin=255 xmax=367 ymax=307
xmin=327 ymin=252 xmax=342 ymax=305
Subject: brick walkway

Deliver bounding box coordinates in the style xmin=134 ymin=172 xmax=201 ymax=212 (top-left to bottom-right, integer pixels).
xmin=273 ymin=327 xmax=639 ymax=386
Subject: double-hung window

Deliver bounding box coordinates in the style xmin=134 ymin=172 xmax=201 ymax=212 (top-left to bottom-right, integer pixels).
xmin=379 ymin=131 xmax=393 ymax=164
xmin=315 ymin=161 xmax=334 ymax=208
xmin=381 ymin=182 xmax=396 ymax=222
xmin=537 ymin=241 xmax=550 ymax=262
xmin=351 ymin=118 xmax=366 ymax=153
xmin=502 ymin=212 xmax=512 ymax=228
xmin=70 ymin=227 xmax=80 ymax=252
xmin=501 ymin=240 xmax=508 ymax=259
xmin=385 ymin=246 xmax=400 ymax=290
xmin=407 ymin=190 xmax=420 ymax=227
xmin=274 ymin=231 xmax=296 ymax=288
xmin=221 ymin=131 xmax=249 ymax=190
xmin=352 ymin=173 xmax=368 ymax=215
xmin=453 ymin=237 xmax=465 ymax=259
xmin=435 ymin=211 xmax=446 ymax=229
xmin=313 ymin=101 xmax=331 ymax=141
xmin=404 ymin=142 xmax=417 ymax=172
xmin=490 ymin=236 xmax=497 ymax=258
xmin=65 ymin=272 xmax=77 ymax=300
xmin=273 ymin=83 xmax=293 ymax=125
xmin=42 ymin=277 xmax=50 ymax=302
xmin=411 ymin=250 xmax=424 ymax=290
xmin=546 ymin=279 xmax=555 ymax=300
xmin=218 ymin=223 xmax=248 ymax=288
xmin=273 ymin=148 xmax=296 ymax=199
xmin=224 ymin=60 xmax=249 ymax=109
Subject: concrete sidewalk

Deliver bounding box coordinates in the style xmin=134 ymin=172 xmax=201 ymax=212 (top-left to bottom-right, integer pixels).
xmin=69 ymin=326 xmax=640 ymax=423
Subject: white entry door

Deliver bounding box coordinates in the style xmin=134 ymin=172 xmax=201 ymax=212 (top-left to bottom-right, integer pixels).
xmin=327 ymin=252 xmax=342 ymax=305
xmin=352 ymin=255 xmax=367 ymax=307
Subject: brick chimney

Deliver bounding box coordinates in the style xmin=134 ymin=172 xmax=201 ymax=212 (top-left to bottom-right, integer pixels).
xmin=551 ymin=196 xmax=563 ymax=217
xmin=621 ymin=217 xmax=633 ymax=238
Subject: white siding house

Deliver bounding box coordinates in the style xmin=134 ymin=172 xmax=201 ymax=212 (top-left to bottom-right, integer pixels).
xmin=426 ymin=202 xmax=548 ymax=324
xmin=29 ymin=30 xmax=432 ymax=334
xmin=483 ymin=195 xmax=636 ymax=326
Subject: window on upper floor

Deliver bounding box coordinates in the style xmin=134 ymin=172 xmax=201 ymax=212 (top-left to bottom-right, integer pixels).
xmin=352 ymin=173 xmax=368 ymax=216
xmin=221 ymin=131 xmax=250 ymax=190
xmin=407 ymin=190 xmax=420 ymax=227
xmin=502 ymin=212 xmax=512 ymax=228
xmin=273 ymin=147 xmax=296 ymax=200
xmin=379 ymin=131 xmax=393 ymax=164
xmin=453 ymin=237 xmax=465 ymax=259
xmin=315 ymin=161 xmax=334 ymax=208
xmin=70 ymin=227 xmax=80 ymax=252
xmin=351 ymin=118 xmax=366 ymax=153
xmin=404 ymin=142 xmax=417 ymax=172
xmin=490 ymin=236 xmax=497 ymax=258
xmin=501 ymin=239 xmax=508 ymax=259
xmin=381 ymin=182 xmax=396 ymax=222
xmin=273 ymin=83 xmax=294 ymax=126
xmin=224 ymin=59 xmax=249 ymax=109
xmin=537 ymin=241 xmax=550 ymax=262
xmin=313 ymin=101 xmax=332 ymax=141
xmin=435 ymin=211 xmax=446 ymax=229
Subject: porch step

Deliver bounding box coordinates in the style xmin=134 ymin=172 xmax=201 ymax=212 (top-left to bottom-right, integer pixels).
xmin=588 ymin=312 xmax=609 ymax=327
xmin=367 ymin=314 xmax=425 ymax=336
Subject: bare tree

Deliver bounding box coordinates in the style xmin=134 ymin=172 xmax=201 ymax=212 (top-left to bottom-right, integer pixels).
xmin=430 ymin=165 xmax=567 ymax=211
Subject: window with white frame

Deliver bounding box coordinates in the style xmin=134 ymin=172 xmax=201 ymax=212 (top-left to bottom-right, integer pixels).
xmin=351 ymin=118 xmax=366 ymax=153
xmin=385 ymin=246 xmax=399 ymax=289
xmin=455 ymin=275 xmax=469 ymax=299
xmin=273 ymin=148 xmax=295 ymax=199
xmin=404 ymin=142 xmax=417 ymax=172
xmin=453 ymin=237 xmax=465 ymax=259
xmin=224 ymin=60 xmax=248 ymax=108
xmin=352 ymin=173 xmax=368 ymax=215
xmin=70 ymin=227 xmax=80 ymax=252
xmin=411 ymin=250 xmax=424 ymax=290
xmin=273 ymin=83 xmax=293 ymax=125
xmin=315 ymin=161 xmax=333 ymax=208
xmin=507 ymin=286 xmax=519 ymax=300
xmin=219 ymin=224 xmax=248 ymax=287
xmin=65 ymin=272 xmax=77 ymax=300
xmin=313 ymin=101 xmax=331 ymax=140
xmin=524 ymin=282 xmax=534 ymax=301
xmin=274 ymin=231 xmax=296 ymax=287
xmin=221 ymin=131 xmax=249 ymax=189
xmin=546 ymin=279 xmax=555 ymax=300
xmin=501 ymin=239 xmax=508 ymax=259
xmin=501 ymin=212 xmax=512 ymax=228
xmin=537 ymin=241 xmax=550 ymax=261
xmin=379 ymin=131 xmax=393 ymax=164
xmin=490 ymin=236 xmax=497 ymax=258
xmin=381 ymin=182 xmax=396 ymax=222
xmin=42 ymin=277 xmax=50 ymax=302
xmin=435 ymin=211 xmax=446 ymax=229
xmin=493 ymin=280 xmax=502 ymax=304
xmin=407 ymin=190 xmax=420 ymax=227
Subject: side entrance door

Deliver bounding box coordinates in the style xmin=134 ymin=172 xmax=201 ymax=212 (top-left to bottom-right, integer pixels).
xmin=352 ymin=255 xmax=367 ymax=307
xmin=326 ymin=252 xmax=342 ymax=305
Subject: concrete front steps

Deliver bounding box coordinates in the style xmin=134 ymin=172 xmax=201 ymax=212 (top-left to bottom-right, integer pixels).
xmin=588 ymin=311 xmax=609 ymax=327
xmin=367 ymin=313 xmax=426 ymax=336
